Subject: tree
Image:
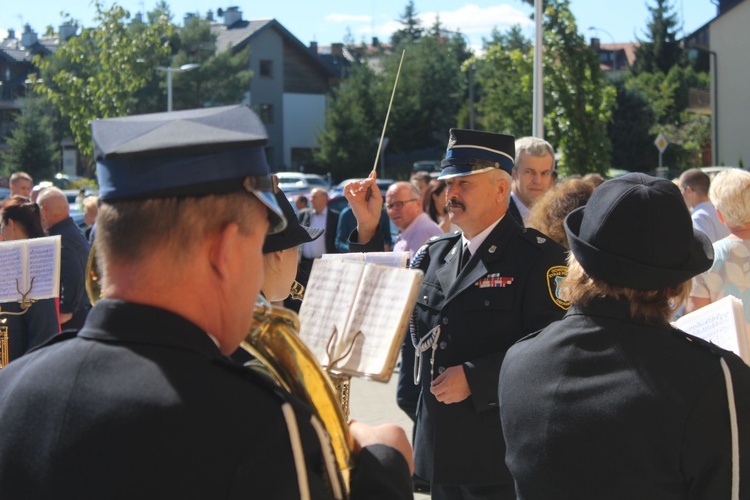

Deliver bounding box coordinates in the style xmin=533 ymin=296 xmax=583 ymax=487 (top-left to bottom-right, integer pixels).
xmin=384 ymin=23 xmax=469 ymax=157
xmin=472 ymin=26 xmax=533 ymax=136
xmin=633 ymin=0 xmax=684 ymax=75
xmin=1 ymin=96 xmax=59 ymax=181
xmin=542 ymin=0 xmax=615 ymax=175
xmin=390 ymin=1 xmax=424 ymax=47
xmin=315 ymin=64 xmax=380 ymax=179
xmin=34 ymin=3 xmax=173 ymax=160
xmin=170 ymin=15 xmax=252 ymax=110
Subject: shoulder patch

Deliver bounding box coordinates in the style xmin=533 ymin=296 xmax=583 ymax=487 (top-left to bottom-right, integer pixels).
xmin=546 ymin=265 xmax=571 ymax=310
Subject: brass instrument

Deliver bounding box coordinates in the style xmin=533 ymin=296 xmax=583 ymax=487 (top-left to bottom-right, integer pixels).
xmin=0 ymin=319 xmax=8 ymax=368
xmin=0 ymin=279 xmax=37 ymax=369
xmin=241 ymin=297 xmax=353 ymax=496
xmin=86 ymin=250 xmax=353 ymax=497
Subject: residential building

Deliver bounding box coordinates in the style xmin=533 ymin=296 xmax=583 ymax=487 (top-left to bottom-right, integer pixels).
xmin=211 ymin=7 xmax=335 ymax=170
xmin=685 ymin=0 xmax=750 ymax=167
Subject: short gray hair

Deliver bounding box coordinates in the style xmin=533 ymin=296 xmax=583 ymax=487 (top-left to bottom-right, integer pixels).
xmin=514 ymin=137 xmax=556 ymax=170
xmin=709 ymin=169 xmax=750 ymax=228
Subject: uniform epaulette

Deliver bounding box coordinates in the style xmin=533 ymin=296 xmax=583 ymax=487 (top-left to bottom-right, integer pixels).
xmin=410 ymin=232 xmax=460 ymax=271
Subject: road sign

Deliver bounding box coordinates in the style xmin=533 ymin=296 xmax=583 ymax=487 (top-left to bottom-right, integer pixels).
xmin=654 ymin=133 xmax=668 ymax=154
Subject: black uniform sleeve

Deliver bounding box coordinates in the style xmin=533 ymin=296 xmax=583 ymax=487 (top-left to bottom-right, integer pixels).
xmin=347 ymin=229 xmax=386 ymax=253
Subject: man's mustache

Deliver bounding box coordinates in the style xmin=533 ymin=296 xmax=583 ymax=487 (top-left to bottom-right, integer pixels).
xmin=446 ymin=199 xmax=466 ymax=212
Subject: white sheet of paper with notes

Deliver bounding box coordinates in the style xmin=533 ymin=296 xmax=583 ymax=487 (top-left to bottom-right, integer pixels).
xmin=0 ymin=235 xmax=61 ymax=303
xmin=672 ymin=295 xmax=748 ymax=363
xmin=298 ymin=258 xmax=424 ymax=381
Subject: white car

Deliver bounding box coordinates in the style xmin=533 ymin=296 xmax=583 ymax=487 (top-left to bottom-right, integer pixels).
xmin=275 ymin=172 xmax=330 ymax=193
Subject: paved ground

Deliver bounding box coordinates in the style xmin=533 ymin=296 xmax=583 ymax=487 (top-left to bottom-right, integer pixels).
xmin=349 ymin=370 xmax=430 ymax=500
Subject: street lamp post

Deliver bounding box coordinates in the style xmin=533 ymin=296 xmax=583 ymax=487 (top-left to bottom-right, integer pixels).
xmin=156 ymin=63 xmax=200 ymax=112
xmin=532 ymin=0 xmax=544 ymax=138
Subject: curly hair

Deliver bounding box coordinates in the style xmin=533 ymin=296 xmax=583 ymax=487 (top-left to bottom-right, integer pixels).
xmin=526 ymin=178 xmax=595 ymax=249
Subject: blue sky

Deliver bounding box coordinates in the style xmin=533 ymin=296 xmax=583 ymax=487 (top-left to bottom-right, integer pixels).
xmin=1 ymin=1 xmax=717 ymax=53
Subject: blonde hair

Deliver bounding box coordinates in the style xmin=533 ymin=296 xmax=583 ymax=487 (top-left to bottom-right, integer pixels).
xmin=709 ymin=169 xmax=750 ymax=228
xmin=562 ymin=255 xmax=691 ymax=324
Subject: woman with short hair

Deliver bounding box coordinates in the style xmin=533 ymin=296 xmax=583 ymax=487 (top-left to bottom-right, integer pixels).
xmin=1 ymin=196 xmax=61 ymax=363
xmin=499 ymin=174 xmax=750 ymax=498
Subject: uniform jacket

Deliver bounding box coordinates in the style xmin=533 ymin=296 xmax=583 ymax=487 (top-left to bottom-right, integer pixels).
xmin=298 ymin=207 xmax=340 ymax=255
xmin=352 ymin=214 xmax=568 ymax=485
xmin=47 ymin=216 xmax=91 ymax=329
xmin=0 ymin=300 xmax=411 ymax=500
xmin=499 ymin=297 xmax=750 ymax=499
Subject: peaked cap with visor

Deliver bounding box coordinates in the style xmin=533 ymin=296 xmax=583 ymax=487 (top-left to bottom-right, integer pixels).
xmin=91 ymin=105 xmax=285 ymax=234
xmin=438 ymin=128 xmax=516 ymax=180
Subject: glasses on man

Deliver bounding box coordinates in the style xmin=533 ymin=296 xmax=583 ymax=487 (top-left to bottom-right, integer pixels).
xmin=386 ymin=199 xmax=418 ymax=211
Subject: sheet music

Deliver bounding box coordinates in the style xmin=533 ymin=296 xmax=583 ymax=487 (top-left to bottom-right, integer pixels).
xmin=0 ymin=236 xmax=61 ymax=303
xmin=297 ymin=258 xmax=423 ymax=380
xmin=0 ymin=243 xmax=24 ymax=302
xmin=298 ymin=259 xmax=365 ymax=364
xmin=27 ymin=238 xmax=61 ymax=299
xmin=339 ymin=265 xmax=419 ymax=375
xmin=673 ymin=295 xmax=748 ymax=362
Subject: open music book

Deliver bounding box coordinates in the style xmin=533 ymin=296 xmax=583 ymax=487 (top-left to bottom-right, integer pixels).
xmin=298 ymin=258 xmax=423 ymax=381
xmin=672 ymin=295 xmax=749 ymax=363
xmin=0 ymin=236 xmax=61 ymax=303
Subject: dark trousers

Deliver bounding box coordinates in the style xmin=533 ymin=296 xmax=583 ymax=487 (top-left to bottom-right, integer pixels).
xmin=431 ymin=483 xmax=516 ymax=500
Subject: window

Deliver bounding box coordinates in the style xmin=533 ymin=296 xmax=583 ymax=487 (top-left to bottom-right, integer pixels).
xmin=260 ymin=59 xmax=273 ymax=78
xmin=259 ymin=104 xmax=273 ymax=124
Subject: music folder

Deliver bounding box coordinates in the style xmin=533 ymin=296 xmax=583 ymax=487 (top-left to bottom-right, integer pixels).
xmin=0 ymin=236 xmax=61 ymax=303
xmin=298 ymin=258 xmax=423 ymax=381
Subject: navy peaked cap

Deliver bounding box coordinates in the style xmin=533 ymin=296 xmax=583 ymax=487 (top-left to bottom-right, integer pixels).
xmin=438 ymin=129 xmax=515 ymax=180
xmin=91 ymin=105 xmax=285 ymax=233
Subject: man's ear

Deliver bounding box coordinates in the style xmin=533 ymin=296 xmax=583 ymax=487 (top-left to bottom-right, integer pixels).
xmin=209 ymin=223 xmax=240 ymax=280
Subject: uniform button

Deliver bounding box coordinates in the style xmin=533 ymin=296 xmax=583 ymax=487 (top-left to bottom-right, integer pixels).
xmin=423 ymin=295 xmax=428 ymax=300
xmin=438 ymin=366 xmax=446 ymax=374
xmin=442 ymin=317 xmax=449 ymax=325
xmin=439 ymin=341 xmax=447 ymax=349
xmin=484 ymin=300 xmax=490 ymax=307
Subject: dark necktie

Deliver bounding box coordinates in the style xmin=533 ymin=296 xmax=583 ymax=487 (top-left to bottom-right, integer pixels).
xmin=458 ymin=244 xmax=471 ymax=274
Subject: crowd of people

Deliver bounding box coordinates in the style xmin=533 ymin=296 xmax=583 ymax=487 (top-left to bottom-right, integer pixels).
xmin=0 ymin=105 xmax=749 ymax=499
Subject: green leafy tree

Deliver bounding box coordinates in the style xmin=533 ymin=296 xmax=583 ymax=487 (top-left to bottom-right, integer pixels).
xmin=171 ymin=15 xmax=252 ymax=110
xmin=390 ymin=1 xmax=424 ymax=47
xmin=34 ymin=3 xmax=173 ymax=160
xmin=633 ymin=0 xmax=685 ymax=75
xmin=607 ymin=79 xmax=656 ymax=171
xmin=315 ymin=64 xmax=380 ymax=179
xmin=472 ymin=26 xmax=533 ymax=135
xmin=543 ymin=0 xmax=616 ymax=175
xmin=1 ymin=96 xmax=59 ymax=180
xmin=385 ymin=22 xmax=469 ymax=157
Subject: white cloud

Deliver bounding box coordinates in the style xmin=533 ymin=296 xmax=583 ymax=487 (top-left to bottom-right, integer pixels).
xmin=353 ymin=3 xmax=531 ymax=49
xmin=426 ymin=4 xmax=532 ymax=36
xmin=325 ymin=13 xmax=372 ymax=23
